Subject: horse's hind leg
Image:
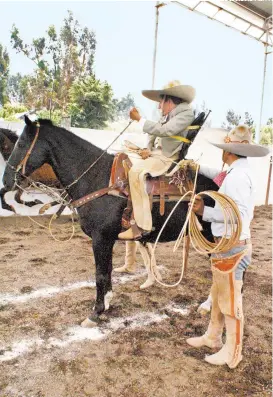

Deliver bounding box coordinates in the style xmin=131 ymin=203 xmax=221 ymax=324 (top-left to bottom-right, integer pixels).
xmin=81 ymin=234 xmax=115 ymax=328
xmin=15 ymin=189 xmax=43 ymax=207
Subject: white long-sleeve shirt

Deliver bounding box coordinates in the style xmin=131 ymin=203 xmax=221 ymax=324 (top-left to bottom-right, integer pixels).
xmin=199 ymin=159 xmax=255 ymax=240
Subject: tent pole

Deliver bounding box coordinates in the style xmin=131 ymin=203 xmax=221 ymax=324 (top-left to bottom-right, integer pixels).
xmin=256 ymin=18 xmax=270 ymax=143
xmin=152 ymin=2 xmax=165 ymax=89
xmin=265 ymin=156 xmax=272 ymax=206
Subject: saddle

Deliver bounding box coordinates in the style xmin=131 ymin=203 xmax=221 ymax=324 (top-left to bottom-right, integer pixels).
xmin=108 ymin=152 xmax=196 ymax=229
xmin=71 ymin=111 xmax=210 ymax=230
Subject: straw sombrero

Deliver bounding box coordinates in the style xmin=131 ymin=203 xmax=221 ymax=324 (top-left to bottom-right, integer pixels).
xmin=142 ymin=80 xmax=195 ymax=104
xmin=206 ymin=125 xmax=269 ymax=157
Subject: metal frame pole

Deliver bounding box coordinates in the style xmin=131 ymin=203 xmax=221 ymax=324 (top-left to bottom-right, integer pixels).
xmin=256 ymin=17 xmax=271 ymax=143
xmin=265 ymin=155 xmax=272 ymax=206
xmin=152 ymin=2 xmax=165 ymax=89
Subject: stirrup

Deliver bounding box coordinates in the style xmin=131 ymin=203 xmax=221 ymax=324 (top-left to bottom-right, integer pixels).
xmin=130 ymin=220 xmax=151 ymax=240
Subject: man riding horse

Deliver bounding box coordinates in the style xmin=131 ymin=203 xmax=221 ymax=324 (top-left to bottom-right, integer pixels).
xmin=118 ymin=80 xmax=195 ymax=240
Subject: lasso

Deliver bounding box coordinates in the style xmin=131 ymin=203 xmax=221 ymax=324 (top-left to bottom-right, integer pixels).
xmin=151 ymin=165 xmax=242 ymax=287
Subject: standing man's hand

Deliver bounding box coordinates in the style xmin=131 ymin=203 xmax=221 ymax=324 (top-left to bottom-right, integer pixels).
xmin=130 ymin=107 xmax=141 ymax=121
xmin=189 ymin=196 xmax=204 ymax=216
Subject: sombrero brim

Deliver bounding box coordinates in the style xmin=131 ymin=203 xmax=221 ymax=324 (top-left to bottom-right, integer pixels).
xmin=142 ymin=85 xmax=195 ymax=103
xmin=203 ymin=128 xmax=270 ymax=157
xmin=210 ymin=142 xmax=270 ymax=157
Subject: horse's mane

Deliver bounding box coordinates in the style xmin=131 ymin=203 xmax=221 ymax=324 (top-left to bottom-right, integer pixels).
xmin=0 ymin=128 xmax=18 ymax=144
xmin=37 ymin=119 xmax=54 ymax=126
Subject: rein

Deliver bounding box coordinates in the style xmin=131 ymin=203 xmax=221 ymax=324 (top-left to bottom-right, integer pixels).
xmin=7 ymin=120 xmax=134 ymax=210
xmin=64 ymin=120 xmax=134 ymax=190
xmin=16 ymin=123 xmax=40 ymax=175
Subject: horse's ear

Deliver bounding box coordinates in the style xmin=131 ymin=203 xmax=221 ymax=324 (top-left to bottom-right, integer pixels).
xmin=24 ymin=115 xmax=32 ymax=126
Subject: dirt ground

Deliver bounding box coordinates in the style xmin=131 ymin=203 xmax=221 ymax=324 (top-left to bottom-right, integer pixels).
xmin=0 ymin=206 xmax=272 ymax=397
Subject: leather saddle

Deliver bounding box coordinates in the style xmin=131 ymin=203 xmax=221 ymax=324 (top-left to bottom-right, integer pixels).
xmin=71 ymin=110 xmax=210 ymax=226
xmin=109 ymin=152 xmax=195 ymax=229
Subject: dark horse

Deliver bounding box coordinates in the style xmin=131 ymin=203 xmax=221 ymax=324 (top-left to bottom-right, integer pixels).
xmin=0 ymin=127 xmax=60 ymax=212
xmin=0 ymin=128 xmax=19 ymax=211
xmin=3 ymin=116 xmax=217 ymax=324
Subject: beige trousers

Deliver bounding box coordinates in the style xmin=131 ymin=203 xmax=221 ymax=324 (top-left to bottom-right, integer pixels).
xmin=128 ymin=150 xmax=176 ymax=231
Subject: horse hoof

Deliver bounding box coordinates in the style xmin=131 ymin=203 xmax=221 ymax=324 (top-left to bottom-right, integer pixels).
xmin=81 ymin=318 xmax=98 ymax=328
xmin=140 ymin=278 xmax=155 ymax=290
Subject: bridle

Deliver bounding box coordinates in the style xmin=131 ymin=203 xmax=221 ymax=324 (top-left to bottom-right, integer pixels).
xmin=7 ymin=119 xmax=133 ymax=192
xmin=16 ymin=122 xmax=40 ymax=175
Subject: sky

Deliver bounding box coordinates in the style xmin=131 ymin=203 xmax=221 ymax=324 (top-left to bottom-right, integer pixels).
xmin=0 ymin=0 xmax=272 ymax=128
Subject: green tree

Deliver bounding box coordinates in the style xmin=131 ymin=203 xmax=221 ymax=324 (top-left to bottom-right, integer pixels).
xmin=221 ymin=109 xmax=242 ymax=130
xmin=37 ymin=109 xmax=63 ymax=125
xmin=10 ymin=10 xmax=96 ymax=113
xmin=7 ymin=73 xmax=27 ymax=104
xmin=0 ymin=44 xmax=10 ymax=106
xmin=114 ymin=93 xmax=135 ymax=120
xmin=260 ymin=118 xmax=273 ymax=145
xmin=0 ymin=103 xmax=28 ymax=121
xmin=69 ymin=76 xmax=116 ymax=129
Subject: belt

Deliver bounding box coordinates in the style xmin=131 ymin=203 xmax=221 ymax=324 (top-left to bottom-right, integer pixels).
xmin=214 ymin=237 xmax=251 ymax=246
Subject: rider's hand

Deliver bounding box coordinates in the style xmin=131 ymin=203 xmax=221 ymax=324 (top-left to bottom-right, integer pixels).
xmin=130 ymin=107 xmax=141 ymax=122
xmin=139 ymin=148 xmax=151 ymax=160
xmin=189 ymin=196 xmax=204 ymax=216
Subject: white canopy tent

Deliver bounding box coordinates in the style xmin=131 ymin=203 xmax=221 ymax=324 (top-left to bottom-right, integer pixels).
xmin=152 ymin=0 xmax=272 ymax=142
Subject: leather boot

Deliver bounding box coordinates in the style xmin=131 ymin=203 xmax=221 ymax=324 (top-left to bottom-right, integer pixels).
xmin=187 ymin=283 xmax=224 ymax=349
xmin=205 ymin=314 xmax=243 ymax=368
xmin=186 ymin=331 xmax=223 ymax=349
xmin=114 ymin=241 xmax=137 ymax=273
xmin=118 ymin=227 xmax=135 ymax=240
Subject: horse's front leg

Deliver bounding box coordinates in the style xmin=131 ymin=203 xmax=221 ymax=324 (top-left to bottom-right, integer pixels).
xmin=81 ymin=234 xmax=115 ymax=327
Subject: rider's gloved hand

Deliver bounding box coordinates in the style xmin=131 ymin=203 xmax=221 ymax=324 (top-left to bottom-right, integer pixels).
xmin=129 ymin=107 xmax=141 ymax=122
xmin=139 ymin=148 xmax=151 ymax=159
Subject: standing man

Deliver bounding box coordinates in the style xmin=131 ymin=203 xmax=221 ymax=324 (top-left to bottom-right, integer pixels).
xmin=118 ymin=80 xmax=195 ymax=240
xmin=186 ymin=125 xmax=269 ymax=368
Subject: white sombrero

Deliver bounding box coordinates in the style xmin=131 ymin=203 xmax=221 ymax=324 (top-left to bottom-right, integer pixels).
xmin=206 ymin=125 xmax=270 ymax=157
xmin=142 ymin=80 xmax=196 ymax=104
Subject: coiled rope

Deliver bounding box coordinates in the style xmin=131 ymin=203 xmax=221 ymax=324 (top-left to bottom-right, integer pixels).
xmin=151 ymin=165 xmax=242 ymax=287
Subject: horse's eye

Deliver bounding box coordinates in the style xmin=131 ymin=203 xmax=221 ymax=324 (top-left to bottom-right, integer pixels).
xmin=18 ymin=142 xmax=25 ymax=148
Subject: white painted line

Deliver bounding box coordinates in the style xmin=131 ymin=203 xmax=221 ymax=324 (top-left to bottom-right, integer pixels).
xmin=166 ymin=303 xmax=190 ymax=316
xmin=0 ymin=339 xmax=44 ymax=361
xmin=0 ymin=271 xmax=146 ymax=305
xmin=0 ymin=303 xmax=194 ymax=362
xmin=0 ymin=311 xmax=168 ymax=361
xmin=0 ymin=281 xmax=95 ymax=305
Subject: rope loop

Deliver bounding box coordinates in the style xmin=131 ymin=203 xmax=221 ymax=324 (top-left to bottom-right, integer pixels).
xmin=150 ymin=165 xmax=242 ymax=288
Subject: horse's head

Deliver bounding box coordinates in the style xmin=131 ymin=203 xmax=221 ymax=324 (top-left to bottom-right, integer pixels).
xmin=3 ymin=116 xmax=51 ymax=190
xmin=0 ymin=130 xmax=14 ymax=161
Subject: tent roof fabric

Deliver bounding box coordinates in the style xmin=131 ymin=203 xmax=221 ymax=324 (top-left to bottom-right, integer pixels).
xmin=171 ymin=0 xmax=272 ymax=45
xmin=238 ymin=1 xmax=272 ymax=19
